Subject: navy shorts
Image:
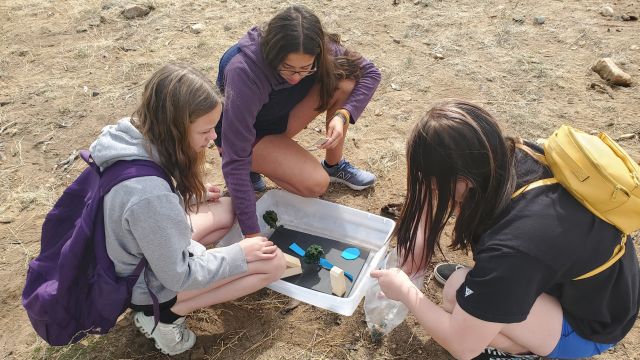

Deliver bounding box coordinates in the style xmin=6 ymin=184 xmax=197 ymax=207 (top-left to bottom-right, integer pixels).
xmin=545 ymin=317 xmax=616 ymax=359
xmin=214 ymin=43 xmax=317 ymax=147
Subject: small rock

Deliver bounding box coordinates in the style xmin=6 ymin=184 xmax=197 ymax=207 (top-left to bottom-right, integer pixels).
xmin=433 ymin=53 xmax=444 ymax=60
xmin=621 ymin=14 xmax=630 ymax=21
xmin=616 ymin=28 xmax=623 ymax=32
xmin=629 ymin=12 xmax=639 ymax=20
xmin=534 ymin=16 xmax=545 ymax=24
xmin=589 ymin=130 xmax=599 ymax=135
xmin=404 ymin=97 xmax=412 ymax=101
xmin=0 ymin=101 xmax=13 ymax=107
xmin=354 ymin=332 xmax=361 ymax=338
xmin=88 ymin=17 xmax=101 ymax=27
xmin=593 ymin=58 xmax=633 ymax=86
xmin=123 ymin=4 xmax=150 ymax=19
xmin=92 ymin=91 xmax=100 ymax=97
xmin=335 ymin=317 xmax=343 ymax=325
xmin=630 ymin=45 xmax=639 ymax=50
xmin=396 ymin=350 xmax=404 ymax=356
xmin=513 ymin=17 xmax=524 ymax=23
xmin=618 ymin=133 xmax=637 ymax=140
xmin=393 ymin=39 xmax=401 ymax=44
xmin=392 ymin=344 xmax=397 ymax=349
xmin=76 ymin=26 xmax=88 ymax=33
xmin=535 ymin=138 xmax=546 ymax=146
xmin=614 ymin=15 xmax=623 ymax=21
xmin=191 ymin=24 xmax=204 ymax=34
xmin=101 ymin=1 xmax=119 ymax=10
xmin=223 ymin=24 xmax=231 ymax=31
xmin=418 ymin=349 xmax=423 ymax=354
xmin=390 ymin=83 xmax=402 ymax=91
xmin=374 ymin=109 xmax=382 ymax=116
xmin=602 ymin=7 xmax=614 ymax=16
xmin=83 ymin=86 xmax=88 ymax=93
xmin=313 ymin=127 xmax=321 ymax=133
xmin=345 ymin=344 xmax=358 ymax=351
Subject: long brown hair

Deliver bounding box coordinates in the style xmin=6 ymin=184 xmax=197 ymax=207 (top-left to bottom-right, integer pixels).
xmin=132 ymin=63 xmax=222 ymax=212
xmin=259 ymin=5 xmax=362 ymax=112
xmin=395 ymin=99 xmax=536 ymax=270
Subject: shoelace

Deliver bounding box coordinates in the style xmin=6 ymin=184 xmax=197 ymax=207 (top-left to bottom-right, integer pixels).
xmin=174 ymin=322 xmax=185 ymax=342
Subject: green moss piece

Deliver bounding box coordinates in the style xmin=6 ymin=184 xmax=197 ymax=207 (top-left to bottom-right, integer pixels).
xmin=302 ymin=244 xmax=324 ymax=264
xmin=263 ymin=210 xmax=278 ymax=229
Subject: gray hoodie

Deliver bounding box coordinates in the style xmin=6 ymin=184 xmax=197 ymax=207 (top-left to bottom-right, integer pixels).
xmin=90 ymin=118 xmax=248 ymax=305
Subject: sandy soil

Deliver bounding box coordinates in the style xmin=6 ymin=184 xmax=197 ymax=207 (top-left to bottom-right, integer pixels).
xmin=1 ymin=0 xmax=639 ymax=358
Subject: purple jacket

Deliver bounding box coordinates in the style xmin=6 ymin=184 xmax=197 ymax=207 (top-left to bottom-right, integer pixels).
xmin=221 ymin=27 xmax=381 ymax=235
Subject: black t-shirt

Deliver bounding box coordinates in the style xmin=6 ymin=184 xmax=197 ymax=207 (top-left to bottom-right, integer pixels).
xmin=456 ymin=143 xmax=640 ymax=344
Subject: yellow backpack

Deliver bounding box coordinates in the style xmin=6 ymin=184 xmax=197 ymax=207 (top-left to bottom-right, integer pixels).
xmin=512 ymin=125 xmax=640 ymax=280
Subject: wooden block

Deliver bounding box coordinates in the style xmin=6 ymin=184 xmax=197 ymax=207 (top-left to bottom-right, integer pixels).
xmin=330 ymin=266 xmax=346 ymax=297
xmin=281 ymin=264 xmax=302 ymax=278
xmin=283 ymin=253 xmax=301 ymax=268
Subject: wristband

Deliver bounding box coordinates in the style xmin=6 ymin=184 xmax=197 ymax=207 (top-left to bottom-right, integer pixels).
xmin=330 ymin=112 xmax=347 ymax=126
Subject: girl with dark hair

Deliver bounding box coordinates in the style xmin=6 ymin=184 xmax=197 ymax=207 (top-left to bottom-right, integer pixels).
xmin=215 ymin=5 xmax=381 ymax=238
xmin=371 ymin=99 xmax=639 ymax=360
xmin=89 ymin=63 xmax=286 ymax=355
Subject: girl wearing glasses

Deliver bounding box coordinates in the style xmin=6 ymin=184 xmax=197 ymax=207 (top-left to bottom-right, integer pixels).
xmin=214 ymin=5 xmax=381 ymax=238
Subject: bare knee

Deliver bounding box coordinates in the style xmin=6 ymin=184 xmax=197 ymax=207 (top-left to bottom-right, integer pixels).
xmin=298 ymin=171 xmax=329 ymax=197
xmin=218 ymin=197 xmax=236 ymax=229
xmin=442 ymin=267 xmax=473 ymax=313
xmin=267 ymin=249 xmax=287 ymax=282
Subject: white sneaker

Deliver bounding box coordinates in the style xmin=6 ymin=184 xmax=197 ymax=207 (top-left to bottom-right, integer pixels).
xmin=134 ymin=312 xmax=196 ymax=355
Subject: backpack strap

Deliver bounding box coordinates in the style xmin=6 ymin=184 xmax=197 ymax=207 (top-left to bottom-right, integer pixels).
xmin=512 ymin=177 xmax=628 ymax=281
xmin=511 ymin=178 xmax=559 ymax=199
xmin=97 ymin=157 xmax=175 ymax=334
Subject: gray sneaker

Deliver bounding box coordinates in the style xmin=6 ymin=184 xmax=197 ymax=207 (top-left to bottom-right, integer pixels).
xmin=250 ymin=171 xmax=267 ymax=193
xmin=322 ymin=158 xmax=376 ymax=190
xmin=134 ymin=312 xmax=196 ymax=356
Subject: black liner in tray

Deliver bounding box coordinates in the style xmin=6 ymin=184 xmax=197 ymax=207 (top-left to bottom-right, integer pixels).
xmin=268 ymin=226 xmax=370 ymax=297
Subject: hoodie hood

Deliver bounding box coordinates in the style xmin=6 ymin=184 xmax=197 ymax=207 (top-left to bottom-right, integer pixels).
xmin=237 ymin=26 xmax=292 ymax=91
xmin=89 ymin=118 xmax=156 ymax=168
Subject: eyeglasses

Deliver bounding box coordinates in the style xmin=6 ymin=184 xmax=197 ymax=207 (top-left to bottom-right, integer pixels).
xmin=278 ymin=63 xmax=317 ymax=77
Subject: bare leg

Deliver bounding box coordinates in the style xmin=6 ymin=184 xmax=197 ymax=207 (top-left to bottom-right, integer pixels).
xmin=170 ymin=249 xmax=286 ymax=315
xmin=442 ymin=267 xmax=562 ymax=356
xmin=252 ymin=79 xmax=356 ymax=195
xmin=188 ymin=197 xmax=236 ymax=247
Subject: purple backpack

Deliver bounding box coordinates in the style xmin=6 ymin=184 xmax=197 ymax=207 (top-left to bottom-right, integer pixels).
xmin=21 ymin=150 xmax=173 ymax=346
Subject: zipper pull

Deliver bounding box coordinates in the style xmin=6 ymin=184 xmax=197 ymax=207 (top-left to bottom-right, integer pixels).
xmin=631 ymin=172 xmax=640 ymax=187
xmin=612 ymin=185 xmax=621 ymax=201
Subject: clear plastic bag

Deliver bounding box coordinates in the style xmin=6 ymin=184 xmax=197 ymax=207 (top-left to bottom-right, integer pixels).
xmin=364 ymin=248 xmax=426 ymax=342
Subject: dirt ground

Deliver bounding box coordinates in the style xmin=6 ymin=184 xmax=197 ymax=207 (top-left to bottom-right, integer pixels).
xmin=1 ymin=0 xmax=640 ymax=358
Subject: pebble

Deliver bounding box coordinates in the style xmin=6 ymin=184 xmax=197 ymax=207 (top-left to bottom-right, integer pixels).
xmin=534 ymin=16 xmax=546 ymax=24
xmin=223 ymin=24 xmax=231 ymax=31
xmin=621 ymin=14 xmax=630 ymax=21
xmin=391 ymin=83 xmax=402 ymax=91
xmin=614 ymin=15 xmax=623 ymax=21
xmin=618 ymin=134 xmax=637 ymax=140
xmin=191 ymin=24 xmax=204 ymax=33
xmin=589 ymin=130 xmax=599 ymax=135
xmin=602 ymin=7 xmax=614 ymax=16
xmin=536 ymin=138 xmax=546 ymax=146
xmin=396 ymin=350 xmax=404 ymax=356
xmin=313 ymin=127 xmax=321 ymax=133
xmin=393 ymin=39 xmax=401 ymax=44
xmin=83 ymin=86 xmax=89 ymax=93
xmin=418 ymin=349 xmax=423 ymax=354
xmin=433 ymin=53 xmax=444 ymax=60
xmin=88 ymin=18 xmax=101 ymax=27
xmin=630 ymin=45 xmax=639 ymax=50
xmin=592 ymin=58 xmax=632 ymax=86
xmin=92 ymin=91 xmax=100 ymax=97
xmin=123 ymin=4 xmax=150 ymax=19
xmin=76 ymin=26 xmax=88 ymax=33
xmin=513 ymin=17 xmax=524 ymax=24
xmin=616 ymin=28 xmax=623 ymax=32
xmin=374 ymin=109 xmax=382 ymax=116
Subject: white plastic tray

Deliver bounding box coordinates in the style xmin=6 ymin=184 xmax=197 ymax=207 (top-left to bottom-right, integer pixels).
xmin=216 ymin=190 xmax=394 ymax=316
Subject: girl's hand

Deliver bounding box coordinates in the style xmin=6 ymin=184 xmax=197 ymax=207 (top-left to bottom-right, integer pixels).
xmin=320 ymin=116 xmax=344 ymax=150
xmin=370 ymin=268 xmax=415 ymax=302
xmin=239 ymin=237 xmax=278 ymax=262
xmin=205 ymin=183 xmax=220 ymax=202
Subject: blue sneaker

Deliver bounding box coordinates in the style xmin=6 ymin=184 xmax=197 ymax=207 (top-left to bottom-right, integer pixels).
xmin=250 ymin=171 xmax=267 ymax=193
xmin=322 ymin=158 xmax=376 ymax=190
